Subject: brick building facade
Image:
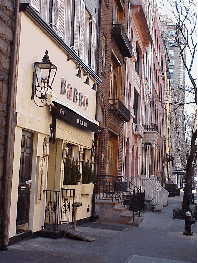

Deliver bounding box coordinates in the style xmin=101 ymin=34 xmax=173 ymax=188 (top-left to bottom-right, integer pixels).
xmin=96 ymin=0 xmax=131 ymax=177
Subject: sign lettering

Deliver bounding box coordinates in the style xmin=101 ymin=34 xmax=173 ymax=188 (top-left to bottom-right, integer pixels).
xmin=60 ymin=78 xmax=88 ymax=110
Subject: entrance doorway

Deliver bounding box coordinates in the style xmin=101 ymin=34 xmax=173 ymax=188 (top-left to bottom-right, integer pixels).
xmin=106 ymin=132 xmax=118 ymax=175
xmin=16 ymin=130 xmax=33 ymax=233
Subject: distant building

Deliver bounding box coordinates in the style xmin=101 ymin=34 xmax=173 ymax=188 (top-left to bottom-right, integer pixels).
xmin=161 ymin=15 xmax=186 ymax=186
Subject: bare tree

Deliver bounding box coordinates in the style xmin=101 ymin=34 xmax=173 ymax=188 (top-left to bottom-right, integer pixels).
xmin=159 ymin=0 xmax=197 ymax=212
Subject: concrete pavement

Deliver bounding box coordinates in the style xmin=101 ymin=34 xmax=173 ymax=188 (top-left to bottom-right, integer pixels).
xmin=0 ymin=195 xmax=197 ymax=263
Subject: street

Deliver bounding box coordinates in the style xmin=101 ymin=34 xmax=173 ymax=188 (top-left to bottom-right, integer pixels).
xmin=0 ymin=195 xmax=196 ymax=263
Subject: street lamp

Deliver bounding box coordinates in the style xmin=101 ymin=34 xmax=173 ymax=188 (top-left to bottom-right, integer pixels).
xmin=32 ymin=50 xmax=57 ymax=107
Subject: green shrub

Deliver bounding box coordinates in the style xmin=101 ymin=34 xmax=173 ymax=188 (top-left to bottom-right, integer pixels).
xmin=82 ymin=161 xmax=95 ymax=184
xmin=63 ymin=157 xmax=72 ymax=185
xmin=64 ymin=158 xmax=81 ymax=185
xmin=71 ymin=159 xmax=81 ymax=184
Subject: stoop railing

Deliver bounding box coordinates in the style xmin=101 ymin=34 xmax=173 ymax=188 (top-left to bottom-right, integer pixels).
xmin=95 ymin=175 xmax=145 ymax=222
xmin=131 ymin=176 xmax=169 ymax=210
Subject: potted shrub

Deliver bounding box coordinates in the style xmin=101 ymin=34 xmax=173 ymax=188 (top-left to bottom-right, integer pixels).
xmin=82 ymin=161 xmax=94 ymax=184
xmin=71 ymin=158 xmax=81 ymax=184
xmin=63 ymin=158 xmax=81 ymax=185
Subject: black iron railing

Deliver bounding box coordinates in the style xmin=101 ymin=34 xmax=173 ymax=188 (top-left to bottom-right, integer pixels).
xmin=144 ymin=124 xmax=158 ymax=132
xmin=112 ymin=23 xmax=133 ymax=58
xmin=43 ymin=188 xmax=76 ymax=233
xmin=95 ymin=175 xmax=118 ymax=201
xmin=109 ymin=98 xmax=130 ymax=122
xmin=61 ymin=188 xmax=75 ymax=224
xmin=95 ymin=175 xmax=145 ymax=222
xmin=43 ymin=190 xmax=60 ymax=230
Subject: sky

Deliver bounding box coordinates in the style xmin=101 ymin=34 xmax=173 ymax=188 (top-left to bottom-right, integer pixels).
xmin=157 ymin=0 xmax=197 ymax=116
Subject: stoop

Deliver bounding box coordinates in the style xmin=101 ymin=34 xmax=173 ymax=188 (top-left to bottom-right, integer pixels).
xmin=96 ymin=200 xmax=136 ymax=224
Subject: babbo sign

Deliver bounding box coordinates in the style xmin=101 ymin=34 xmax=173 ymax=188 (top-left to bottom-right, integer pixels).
xmin=60 ymin=78 xmax=88 ymax=110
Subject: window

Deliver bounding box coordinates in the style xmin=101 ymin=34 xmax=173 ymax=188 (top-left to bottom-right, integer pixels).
xmin=133 ymin=89 xmax=139 ymax=124
xmin=169 ymin=50 xmax=174 ymax=57
xmin=128 ymin=83 xmax=131 ymax=109
xmin=135 ymin=43 xmax=141 ymax=76
xmin=84 ymin=10 xmax=91 ymax=65
xmin=113 ymin=0 xmax=123 ymax=23
xmin=65 ymin=0 xmax=73 ymax=46
xmin=101 ymin=34 xmax=107 ymax=73
xmin=169 ymin=59 xmax=174 ymax=66
xmin=169 ymin=30 xmax=175 ymax=37
xmin=161 ymin=57 xmax=163 ymax=71
xmin=40 ymin=0 xmax=50 ymax=23
xmin=38 ymin=0 xmax=96 ymax=71
xmin=109 ymin=55 xmax=122 ymax=102
xmin=97 ymin=106 xmax=104 ymax=123
xmin=52 ymin=0 xmax=66 ymax=40
xmin=169 ymin=41 xmax=175 ymax=47
xmin=131 ymin=29 xmax=133 ymax=42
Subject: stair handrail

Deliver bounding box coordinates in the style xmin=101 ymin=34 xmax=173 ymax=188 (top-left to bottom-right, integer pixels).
xmin=129 ymin=181 xmax=141 ymax=194
xmin=129 ymin=199 xmax=141 ymax=222
xmin=140 ymin=176 xmax=168 ymax=208
xmin=140 ymin=177 xmax=161 ymax=207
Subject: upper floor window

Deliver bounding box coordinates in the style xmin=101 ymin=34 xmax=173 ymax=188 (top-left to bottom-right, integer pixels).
xmin=109 ymin=55 xmax=122 ymax=102
xmin=161 ymin=57 xmax=163 ymax=71
xmin=169 ymin=50 xmax=174 ymax=57
xmin=133 ymin=89 xmax=139 ymax=124
xmin=169 ymin=59 xmax=174 ymax=66
xmin=113 ymin=0 xmax=123 ymax=23
xmin=169 ymin=41 xmax=175 ymax=47
xmin=84 ymin=9 xmax=92 ymax=66
xmin=169 ymin=30 xmax=175 ymax=37
xmin=135 ymin=43 xmax=141 ymax=77
xmin=101 ymin=34 xmax=107 ymax=73
xmin=33 ymin=0 xmax=97 ymax=71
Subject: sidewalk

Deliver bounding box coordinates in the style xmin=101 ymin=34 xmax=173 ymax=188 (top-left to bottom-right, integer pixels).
xmin=0 ymin=195 xmax=196 ymax=263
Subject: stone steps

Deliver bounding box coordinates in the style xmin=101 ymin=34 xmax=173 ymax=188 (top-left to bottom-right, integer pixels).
xmin=95 ymin=200 xmax=141 ymax=225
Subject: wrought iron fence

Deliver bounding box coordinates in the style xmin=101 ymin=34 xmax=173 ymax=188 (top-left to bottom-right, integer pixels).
xmin=43 ymin=188 xmax=76 ymax=231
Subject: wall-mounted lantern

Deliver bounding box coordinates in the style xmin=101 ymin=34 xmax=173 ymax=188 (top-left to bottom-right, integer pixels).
xmin=32 ymin=50 xmax=57 ymax=107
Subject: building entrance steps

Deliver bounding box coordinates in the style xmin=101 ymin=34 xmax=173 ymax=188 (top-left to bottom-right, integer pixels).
xmin=95 ymin=199 xmax=142 ymax=225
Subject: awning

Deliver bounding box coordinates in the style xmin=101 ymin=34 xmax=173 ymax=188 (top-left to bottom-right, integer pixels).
xmin=52 ymin=101 xmax=103 ymax=134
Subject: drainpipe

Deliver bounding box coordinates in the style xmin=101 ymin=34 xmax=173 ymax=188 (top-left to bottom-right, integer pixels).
xmin=0 ymin=0 xmax=19 ymax=251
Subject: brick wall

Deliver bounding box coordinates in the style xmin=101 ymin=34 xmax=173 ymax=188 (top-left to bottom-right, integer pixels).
xmin=0 ymin=0 xmax=16 ymax=250
xmin=96 ymin=0 xmax=128 ymax=176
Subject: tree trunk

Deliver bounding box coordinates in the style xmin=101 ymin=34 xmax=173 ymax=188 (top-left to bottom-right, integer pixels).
xmin=182 ymin=129 xmax=197 ymax=212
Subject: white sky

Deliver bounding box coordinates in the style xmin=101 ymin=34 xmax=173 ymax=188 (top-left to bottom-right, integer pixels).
xmin=157 ymin=0 xmax=197 ymax=116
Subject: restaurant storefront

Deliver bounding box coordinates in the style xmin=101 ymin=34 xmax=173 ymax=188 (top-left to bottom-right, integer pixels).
xmin=9 ymin=5 xmax=101 ymax=237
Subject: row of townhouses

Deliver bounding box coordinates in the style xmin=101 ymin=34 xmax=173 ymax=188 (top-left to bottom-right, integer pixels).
xmin=0 ymin=0 xmax=184 ymax=249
